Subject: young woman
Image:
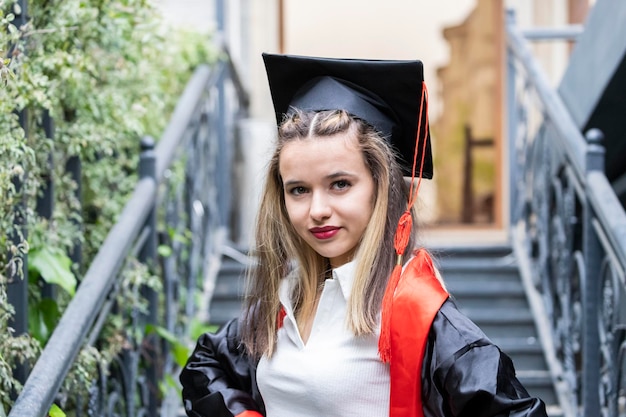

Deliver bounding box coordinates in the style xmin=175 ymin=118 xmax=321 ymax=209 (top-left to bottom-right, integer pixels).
xmin=180 ymin=53 xmax=548 ymax=417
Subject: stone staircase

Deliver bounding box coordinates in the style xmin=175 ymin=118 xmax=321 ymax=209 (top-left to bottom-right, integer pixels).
xmin=208 ymin=251 xmax=249 ymax=327
xmin=208 ymin=244 xmax=562 ymax=416
xmin=431 ymin=245 xmax=562 ymax=416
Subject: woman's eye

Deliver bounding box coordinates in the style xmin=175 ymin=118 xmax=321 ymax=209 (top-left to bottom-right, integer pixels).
xmin=289 ymin=186 xmax=307 ymax=196
xmin=333 ymin=180 xmax=350 ymax=190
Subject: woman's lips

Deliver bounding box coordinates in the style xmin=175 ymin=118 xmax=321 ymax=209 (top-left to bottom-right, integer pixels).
xmin=310 ymin=226 xmax=340 ymax=240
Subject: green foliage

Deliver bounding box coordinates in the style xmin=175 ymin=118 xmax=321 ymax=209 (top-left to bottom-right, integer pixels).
xmin=0 ymin=0 xmax=217 ymax=412
xmin=147 ymin=319 xmax=217 ymax=369
xmin=28 ymin=247 xmax=76 ymax=295
xmin=148 ymin=318 xmax=218 ymax=399
xmin=0 ymin=334 xmax=41 ymax=407
xmin=48 ymin=404 xmax=66 ymax=417
xmin=147 ymin=324 xmax=190 ymax=368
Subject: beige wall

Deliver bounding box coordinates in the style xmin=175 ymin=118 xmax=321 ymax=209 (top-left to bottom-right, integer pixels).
xmin=280 ymin=0 xmax=476 ymax=123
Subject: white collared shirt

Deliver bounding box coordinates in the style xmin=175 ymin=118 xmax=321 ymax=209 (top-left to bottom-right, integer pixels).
xmin=256 ymin=261 xmax=390 ymax=417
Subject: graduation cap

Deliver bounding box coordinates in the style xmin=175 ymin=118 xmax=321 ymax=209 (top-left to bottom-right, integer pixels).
xmin=262 ymin=53 xmax=432 ymax=179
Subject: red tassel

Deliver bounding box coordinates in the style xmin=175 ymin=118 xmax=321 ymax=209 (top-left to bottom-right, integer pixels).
xmin=393 ymin=211 xmax=413 ymax=253
xmin=379 ymin=211 xmax=413 ymax=363
xmin=379 ymin=263 xmax=402 ymax=363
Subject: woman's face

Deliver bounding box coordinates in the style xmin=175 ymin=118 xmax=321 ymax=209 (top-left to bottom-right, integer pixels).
xmin=279 ymin=132 xmax=375 ymax=269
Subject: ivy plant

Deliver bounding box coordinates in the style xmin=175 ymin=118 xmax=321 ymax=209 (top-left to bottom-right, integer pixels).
xmin=0 ymin=0 xmax=217 ymax=412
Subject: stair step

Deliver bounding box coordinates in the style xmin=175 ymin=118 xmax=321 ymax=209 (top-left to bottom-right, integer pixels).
xmin=430 ymin=245 xmax=513 ymax=259
xmin=494 ymin=337 xmax=548 ymax=371
xmin=213 ymin=275 xmax=246 ymax=298
xmin=516 ymin=370 xmax=558 ymax=405
xmin=447 ymin=280 xmax=527 ymax=310
xmin=459 ymin=308 xmax=538 ymax=338
xmin=439 ymin=269 xmax=521 ymax=287
xmin=458 ymin=307 xmax=533 ymax=321
xmin=545 ymin=404 xmax=564 ymax=417
xmin=218 ymin=259 xmax=248 ymax=276
xmin=447 ymin=279 xmax=524 ymax=294
xmin=209 ymin=299 xmax=243 ymax=326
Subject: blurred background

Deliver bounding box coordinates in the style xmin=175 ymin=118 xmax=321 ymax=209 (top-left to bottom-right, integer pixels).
xmin=155 ymin=0 xmax=593 ymax=246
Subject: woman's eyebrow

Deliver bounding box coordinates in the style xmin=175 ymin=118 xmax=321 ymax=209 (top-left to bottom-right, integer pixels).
xmin=326 ymin=171 xmax=356 ymax=180
xmin=282 ymin=171 xmax=358 ymax=187
xmin=282 ymin=179 xmax=305 ymax=187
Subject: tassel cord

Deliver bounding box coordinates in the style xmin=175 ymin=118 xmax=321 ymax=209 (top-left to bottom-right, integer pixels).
xmin=379 ymin=82 xmax=430 ymax=363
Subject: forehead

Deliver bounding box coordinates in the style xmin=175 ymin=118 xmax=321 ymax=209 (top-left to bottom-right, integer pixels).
xmin=278 ymin=133 xmax=368 ymax=178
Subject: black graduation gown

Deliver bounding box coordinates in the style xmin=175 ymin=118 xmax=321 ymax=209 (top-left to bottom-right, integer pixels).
xmin=179 ymin=299 xmax=548 ymax=417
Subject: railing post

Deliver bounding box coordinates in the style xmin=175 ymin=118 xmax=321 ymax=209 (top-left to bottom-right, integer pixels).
xmin=217 ymin=70 xmax=230 ymax=230
xmin=581 ymin=127 xmax=604 ymax=417
xmin=38 ymin=110 xmax=56 ymax=301
xmin=6 ymin=0 xmax=30 ymax=388
xmin=216 ymin=0 xmax=225 ymax=34
xmin=65 ymin=155 xmax=82 ymax=274
xmin=215 ymin=0 xmax=232 ymax=232
xmin=506 ymin=9 xmax=518 ymax=229
xmin=138 ymin=136 xmax=159 ymax=416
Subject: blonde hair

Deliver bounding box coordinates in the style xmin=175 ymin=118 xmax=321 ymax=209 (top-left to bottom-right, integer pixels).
xmin=240 ymin=109 xmax=417 ymax=358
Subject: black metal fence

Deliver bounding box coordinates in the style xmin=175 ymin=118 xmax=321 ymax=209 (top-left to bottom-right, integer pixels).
xmin=506 ymin=10 xmax=626 ymax=417
xmin=7 ymin=41 xmax=249 ymax=416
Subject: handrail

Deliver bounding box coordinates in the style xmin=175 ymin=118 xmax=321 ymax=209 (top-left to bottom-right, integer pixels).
xmin=215 ymin=34 xmax=250 ymax=109
xmin=8 ymin=179 xmax=157 ymax=417
xmin=587 ymin=171 xmax=626 ymax=269
xmin=505 ymin=16 xmax=586 ymax=180
xmin=155 ymin=64 xmax=219 ymax=184
xmin=506 ymin=10 xmax=626 ymax=281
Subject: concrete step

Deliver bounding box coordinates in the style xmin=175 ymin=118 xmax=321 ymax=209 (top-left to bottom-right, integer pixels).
xmin=208 ymin=255 xmax=247 ymax=326
xmin=492 ymin=337 xmax=547 ymax=371
xmin=446 ymin=286 xmax=524 ymax=304
xmin=516 ymin=370 xmax=558 ymax=405
xmin=428 ymin=247 xmax=560 ymax=412
xmin=458 ymin=307 xmax=538 ymax=339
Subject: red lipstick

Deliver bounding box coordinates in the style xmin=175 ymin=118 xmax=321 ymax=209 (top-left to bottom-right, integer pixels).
xmin=310 ymin=226 xmax=339 ymax=240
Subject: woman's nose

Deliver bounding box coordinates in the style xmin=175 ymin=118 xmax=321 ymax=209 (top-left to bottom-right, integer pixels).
xmin=309 ymin=192 xmax=331 ymax=221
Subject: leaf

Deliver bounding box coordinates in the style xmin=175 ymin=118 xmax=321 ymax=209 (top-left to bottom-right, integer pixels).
xmin=164 ymin=373 xmax=179 ymax=390
xmin=28 ymin=248 xmax=77 ymax=296
xmin=39 ymin=298 xmax=61 ymax=335
xmin=145 ymin=324 xmax=176 ymax=343
xmin=190 ymin=318 xmax=218 ymax=340
xmin=28 ymin=298 xmax=61 ymax=344
xmin=28 ymin=300 xmax=46 ymax=344
xmin=146 ymin=324 xmax=190 ymax=367
xmin=48 ymin=404 xmax=66 ymax=417
xmin=171 ymin=342 xmax=190 ymax=368
xmin=157 ymin=244 xmax=172 ymax=258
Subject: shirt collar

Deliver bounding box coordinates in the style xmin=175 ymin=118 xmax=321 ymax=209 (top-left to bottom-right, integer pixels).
xmin=332 ymin=260 xmax=356 ymax=300
xmin=278 ymin=260 xmax=357 ymax=311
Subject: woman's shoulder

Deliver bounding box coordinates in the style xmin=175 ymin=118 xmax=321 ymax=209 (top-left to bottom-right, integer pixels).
xmin=429 ymin=299 xmax=497 ymax=359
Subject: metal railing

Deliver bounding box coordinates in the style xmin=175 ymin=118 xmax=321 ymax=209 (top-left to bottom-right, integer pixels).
xmin=506 ymin=9 xmax=626 ymax=417
xmin=8 ymin=41 xmax=249 ymax=417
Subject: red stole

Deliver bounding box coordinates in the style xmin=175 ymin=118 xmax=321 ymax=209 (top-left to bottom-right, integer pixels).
xmin=387 ymin=249 xmax=449 ymax=417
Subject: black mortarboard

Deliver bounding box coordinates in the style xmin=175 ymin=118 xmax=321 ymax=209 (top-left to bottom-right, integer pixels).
xmin=262 ymin=53 xmax=433 ymax=179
